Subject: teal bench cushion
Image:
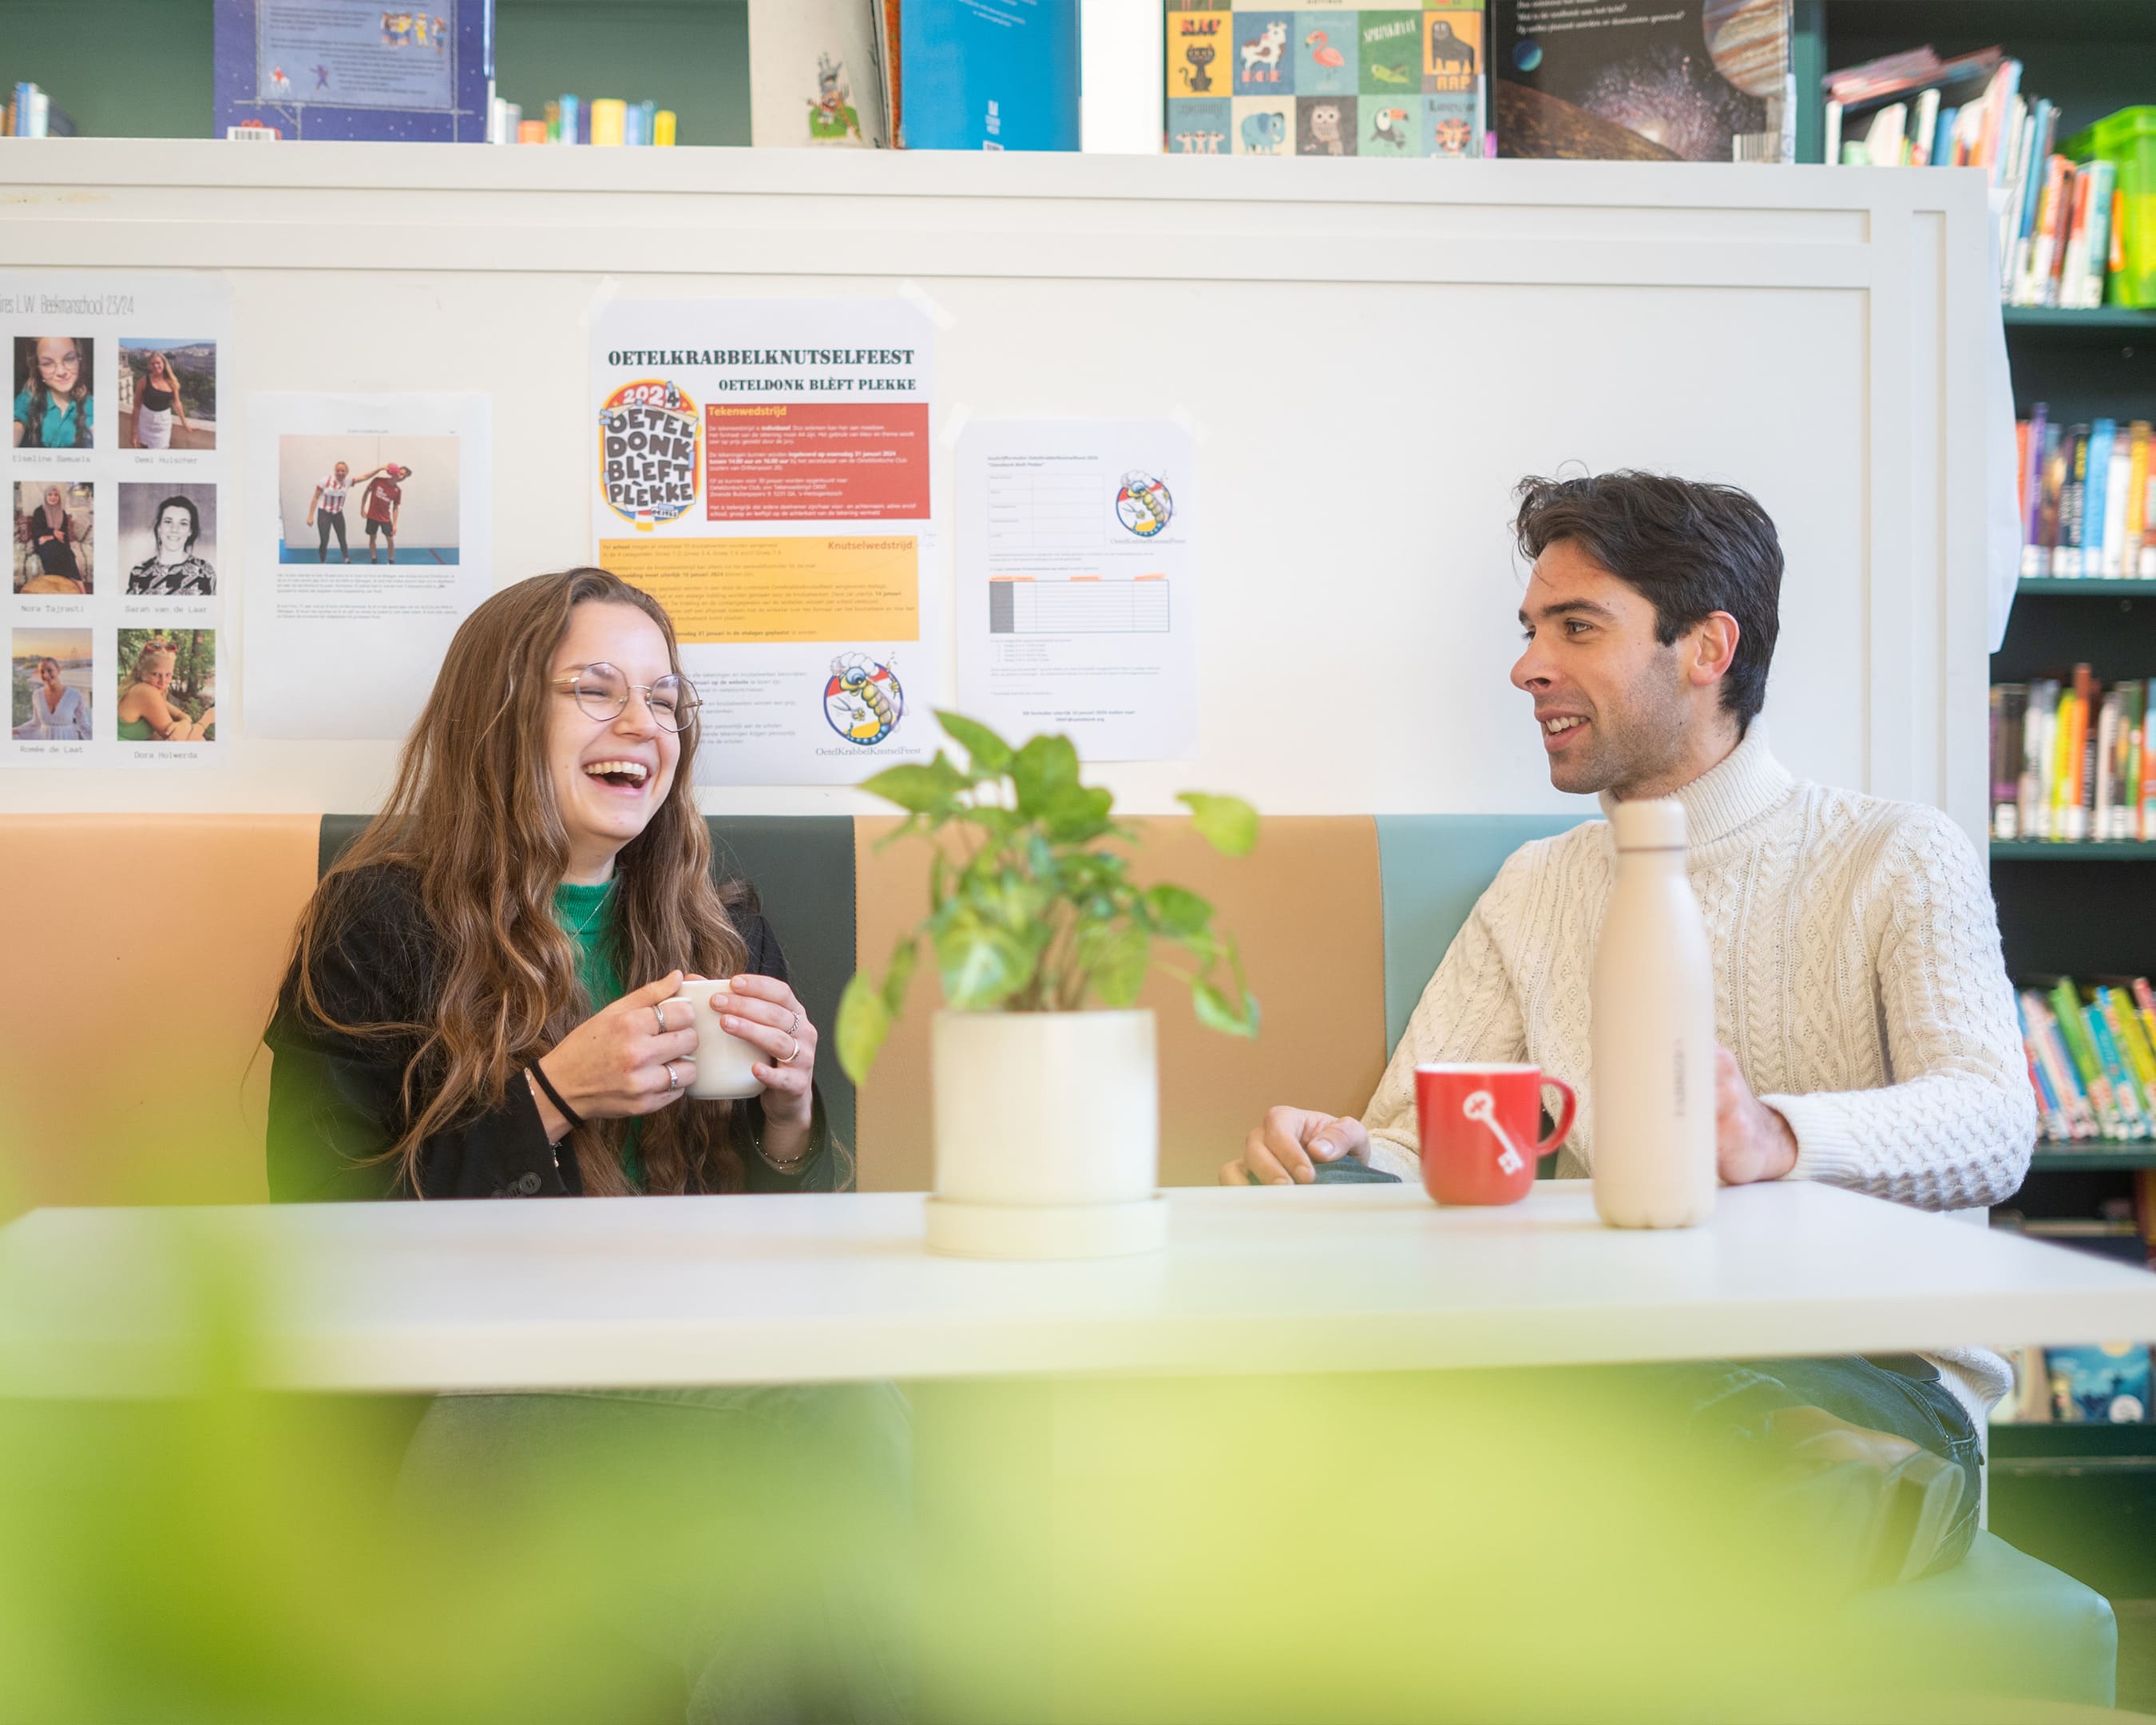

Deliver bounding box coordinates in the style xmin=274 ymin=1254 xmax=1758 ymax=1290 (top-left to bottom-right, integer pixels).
xmin=1373 ymin=814 xmax=1588 ymax=1050
xmin=318 ymin=813 xmax=858 ymax=1181
xmin=1845 ymin=1529 xmax=2117 ymax=1707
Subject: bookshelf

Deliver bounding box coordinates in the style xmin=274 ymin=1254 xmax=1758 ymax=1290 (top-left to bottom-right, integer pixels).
xmin=1800 ymin=0 xmax=2156 ymax=1595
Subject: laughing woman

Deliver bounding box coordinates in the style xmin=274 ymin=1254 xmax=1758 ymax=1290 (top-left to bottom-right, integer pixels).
xmin=266 ymin=569 xmax=903 ymax=1725
xmin=267 ymin=565 xmax=836 ymax=1200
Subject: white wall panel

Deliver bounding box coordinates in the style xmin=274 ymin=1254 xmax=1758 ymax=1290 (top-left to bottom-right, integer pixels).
xmin=0 ymin=143 xmax=1992 ymax=835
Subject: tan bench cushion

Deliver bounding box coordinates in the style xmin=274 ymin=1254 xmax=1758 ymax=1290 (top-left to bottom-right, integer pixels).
xmin=854 ymin=815 xmax=1387 ymax=1191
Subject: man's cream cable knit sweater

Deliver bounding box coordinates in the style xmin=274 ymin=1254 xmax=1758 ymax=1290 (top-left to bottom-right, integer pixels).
xmin=1361 ymin=723 xmax=2037 ymax=1429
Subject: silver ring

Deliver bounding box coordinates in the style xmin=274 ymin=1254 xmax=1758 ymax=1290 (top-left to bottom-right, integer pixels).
xmin=653 ymin=1002 xmax=668 ymax=1034
xmin=780 ymin=1034 xmax=801 ymax=1067
xmin=664 ymin=1060 xmax=680 ymax=1091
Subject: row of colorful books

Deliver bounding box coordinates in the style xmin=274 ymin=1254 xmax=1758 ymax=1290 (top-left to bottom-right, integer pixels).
xmin=2015 ymin=976 xmax=2156 ymax=1144
xmin=3 ymin=81 xmax=74 ymax=138
xmin=1988 ymin=674 xmax=2155 ymax=842
xmin=1822 ymin=49 xmax=2141 ymax=308
xmin=488 ymin=97 xmax=677 ymax=147
xmin=2017 ymin=413 xmax=2156 ymax=579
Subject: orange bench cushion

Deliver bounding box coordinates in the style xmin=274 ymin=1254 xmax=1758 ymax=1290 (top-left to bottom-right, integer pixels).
xmin=0 ymin=815 xmax=317 ymax=1213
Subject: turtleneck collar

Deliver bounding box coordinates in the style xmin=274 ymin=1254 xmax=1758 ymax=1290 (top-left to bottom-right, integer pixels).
xmin=1596 ymin=720 xmax=1794 ymax=850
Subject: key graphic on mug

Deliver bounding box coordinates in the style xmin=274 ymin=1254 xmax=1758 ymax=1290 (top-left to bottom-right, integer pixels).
xmin=1461 ymin=1089 xmax=1526 ymax=1176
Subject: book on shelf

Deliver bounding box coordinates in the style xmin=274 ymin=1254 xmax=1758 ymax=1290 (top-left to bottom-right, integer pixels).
xmin=899 ymin=0 xmax=1078 ymax=152
xmin=748 ymin=0 xmax=889 ymax=148
xmin=1163 ymin=3 xmax=1484 ymax=160
xmin=2016 ymin=976 xmax=2156 ymax=1145
xmin=508 ymin=93 xmax=676 ymax=146
xmin=213 ymin=0 xmax=493 ymax=142
xmin=1494 ymin=0 xmax=1789 ymax=164
xmin=6 ymin=81 xmax=75 ymax=139
xmin=2017 ymin=414 xmax=2155 ymax=578
xmin=1992 ymin=672 xmax=2156 ymax=841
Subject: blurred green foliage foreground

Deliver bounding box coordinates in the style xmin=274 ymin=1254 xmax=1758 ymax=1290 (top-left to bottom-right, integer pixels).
xmin=0 ymin=1231 xmax=2050 ymax=1723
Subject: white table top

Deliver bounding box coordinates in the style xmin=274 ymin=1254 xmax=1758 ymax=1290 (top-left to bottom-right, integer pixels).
xmin=6 ymin=1181 xmax=2155 ymax=1396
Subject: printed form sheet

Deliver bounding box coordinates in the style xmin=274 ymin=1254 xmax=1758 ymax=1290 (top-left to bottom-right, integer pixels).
xmin=589 ymin=297 xmax=940 ymax=786
xmin=955 ymin=419 xmax=1198 ymax=760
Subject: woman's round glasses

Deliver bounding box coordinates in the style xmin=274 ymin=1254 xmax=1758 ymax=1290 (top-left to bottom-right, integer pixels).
xmin=553 ymin=662 xmax=700 ymax=732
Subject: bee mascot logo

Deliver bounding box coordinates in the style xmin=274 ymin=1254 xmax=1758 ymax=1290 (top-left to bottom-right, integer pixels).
xmin=599 ymin=379 xmax=700 ymax=529
xmin=823 ymin=652 xmax=904 ymax=747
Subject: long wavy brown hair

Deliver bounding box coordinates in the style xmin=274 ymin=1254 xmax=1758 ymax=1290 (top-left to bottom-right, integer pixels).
xmin=283 ymin=567 xmax=751 ymax=1196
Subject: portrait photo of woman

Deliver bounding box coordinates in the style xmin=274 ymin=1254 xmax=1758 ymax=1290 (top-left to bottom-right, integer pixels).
xmin=11 ymin=335 xmax=94 ymax=450
xmin=120 ymin=485 xmax=218 ymax=597
xmin=115 ymin=631 xmax=216 ymax=743
xmin=10 ymin=631 xmax=93 ymax=741
xmin=15 ymin=482 xmax=93 ymax=595
xmin=120 ymin=338 xmax=216 ymax=450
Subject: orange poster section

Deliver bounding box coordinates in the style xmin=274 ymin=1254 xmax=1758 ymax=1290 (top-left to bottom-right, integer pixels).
xmin=703 ymin=402 xmax=930 ymax=521
xmin=601 ymin=534 xmax=918 ymax=644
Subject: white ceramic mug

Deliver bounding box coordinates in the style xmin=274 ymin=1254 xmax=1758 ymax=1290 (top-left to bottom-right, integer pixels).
xmin=667 ymin=978 xmax=767 ymax=1100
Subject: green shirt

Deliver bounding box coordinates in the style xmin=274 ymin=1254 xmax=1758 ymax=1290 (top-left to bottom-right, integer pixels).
xmin=553 ymin=879 xmax=644 ymax=1189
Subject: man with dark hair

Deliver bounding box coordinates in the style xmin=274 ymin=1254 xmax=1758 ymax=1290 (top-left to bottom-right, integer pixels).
xmin=1226 ymin=470 xmax=2034 ymax=1584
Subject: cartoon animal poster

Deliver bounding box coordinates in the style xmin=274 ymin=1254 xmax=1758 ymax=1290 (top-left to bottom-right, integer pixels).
xmin=1298 ymin=94 xmax=1356 ymax=155
xmin=1165 ymin=2 xmax=1484 ymax=159
xmin=1232 ymin=95 xmax=1292 ymax=154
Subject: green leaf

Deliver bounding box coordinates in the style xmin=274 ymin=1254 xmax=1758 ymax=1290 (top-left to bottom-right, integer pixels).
xmin=834 ymin=971 xmax=894 ymax=1084
xmin=934 ymin=915 xmax=1035 ymax=1009
xmin=935 ymin=710 xmax=1012 ymax=776
xmin=881 ymin=936 xmax=921 ymax=1018
xmin=1191 ymin=977 xmax=1261 ymax=1039
xmin=858 ymin=753 xmax=966 ymax=815
xmin=1076 ymin=921 xmax=1151 ymax=1008
xmin=1010 ymin=734 xmax=1081 ymax=819
xmin=1037 ymin=783 xmax=1116 ymax=844
xmin=1142 ymin=882 xmax=1213 ymax=937
xmin=1178 ymin=791 xmax=1259 ymax=857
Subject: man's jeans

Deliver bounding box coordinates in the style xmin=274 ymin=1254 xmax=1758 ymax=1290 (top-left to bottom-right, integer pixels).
xmin=1674 ymin=1353 xmax=1984 ymax=1578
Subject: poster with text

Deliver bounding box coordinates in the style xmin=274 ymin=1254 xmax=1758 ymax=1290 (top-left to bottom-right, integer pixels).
xmin=954 ymin=419 xmax=1199 ymax=761
xmin=243 ymin=391 xmax=492 ymax=739
xmin=589 ymin=297 xmax=940 ymax=786
xmin=2 ymin=272 xmax=230 ymax=769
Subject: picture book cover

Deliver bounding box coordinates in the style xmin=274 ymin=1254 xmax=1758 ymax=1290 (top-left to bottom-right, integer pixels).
xmin=899 ymin=0 xmax=1080 ymax=152
xmin=212 ymin=0 xmax=493 ymax=142
xmin=2047 ymin=1342 xmax=2150 ymax=1423
xmin=1165 ymin=3 xmax=1486 ymax=158
xmin=1492 ymin=0 xmax=1790 ymax=163
xmin=749 ymin=0 xmax=888 ymax=147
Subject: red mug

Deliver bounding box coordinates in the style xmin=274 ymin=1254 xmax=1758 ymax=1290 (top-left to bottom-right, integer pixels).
xmin=1414 ymin=1064 xmax=1577 ymax=1206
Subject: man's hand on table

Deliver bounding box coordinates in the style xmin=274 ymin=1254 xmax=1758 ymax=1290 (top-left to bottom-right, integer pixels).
xmin=1715 ymin=1045 xmax=1799 ymax=1185
xmin=1220 ymin=1106 xmax=1371 ymax=1186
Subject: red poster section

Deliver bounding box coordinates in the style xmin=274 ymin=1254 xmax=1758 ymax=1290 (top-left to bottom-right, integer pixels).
xmin=704 ymin=402 xmax=930 ymax=521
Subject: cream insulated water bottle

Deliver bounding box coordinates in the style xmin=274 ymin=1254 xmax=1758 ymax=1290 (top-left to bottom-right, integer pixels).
xmin=1590 ymin=799 xmax=1717 ymax=1228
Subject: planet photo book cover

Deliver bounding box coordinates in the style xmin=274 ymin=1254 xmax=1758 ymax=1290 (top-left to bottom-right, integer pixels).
xmin=1493 ymin=0 xmax=1793 ymax=163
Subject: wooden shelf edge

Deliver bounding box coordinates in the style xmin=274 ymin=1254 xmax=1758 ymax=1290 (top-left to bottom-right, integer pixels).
xmin=2003 ymin=307 xmax=2156 ymax=331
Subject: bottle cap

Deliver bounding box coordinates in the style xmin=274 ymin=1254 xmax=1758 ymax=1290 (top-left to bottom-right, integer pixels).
xmin=1611 ymin=798 xmax=1687 ymax=851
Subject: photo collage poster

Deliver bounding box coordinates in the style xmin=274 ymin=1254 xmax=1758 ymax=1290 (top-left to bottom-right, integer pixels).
xmin=1165 ymin=2 xmax=1488 ymax=159
xmin=4 ymin=273 xmax=232 ymax=768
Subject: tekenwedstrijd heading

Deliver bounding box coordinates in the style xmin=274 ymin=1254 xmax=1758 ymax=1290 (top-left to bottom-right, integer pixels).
xmin=605 ymin=348 xmax=917 ymax=367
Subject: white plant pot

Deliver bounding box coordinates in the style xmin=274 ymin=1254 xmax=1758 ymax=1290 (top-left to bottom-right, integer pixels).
xmin=924 ymin=1008 xmax=1167 ymax=1259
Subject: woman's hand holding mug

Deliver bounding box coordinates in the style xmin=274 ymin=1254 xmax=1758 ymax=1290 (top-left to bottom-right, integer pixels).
xmin=529 ymin=971 xmax=702 ymax=1139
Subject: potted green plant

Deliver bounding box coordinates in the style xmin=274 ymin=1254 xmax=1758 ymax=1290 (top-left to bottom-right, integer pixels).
xmin=836 ymin=712 xmax=1260 ymax=1258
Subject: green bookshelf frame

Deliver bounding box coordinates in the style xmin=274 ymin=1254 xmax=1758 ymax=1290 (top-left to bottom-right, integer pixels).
xmin=2017 ymin=579 xmax=2156 ymax=597
xmin=2031 ymin=1144 xmax=2156 ymax=1172
xmin=1992 ymin=842 xmax=2156 ymax=860
xmin=2004 ymin=307 xmax=2156 ymax=331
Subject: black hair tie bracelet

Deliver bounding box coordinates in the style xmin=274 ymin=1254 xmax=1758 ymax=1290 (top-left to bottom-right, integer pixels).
xmin=527 ymin=1062 xmax=585 ymax=1133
